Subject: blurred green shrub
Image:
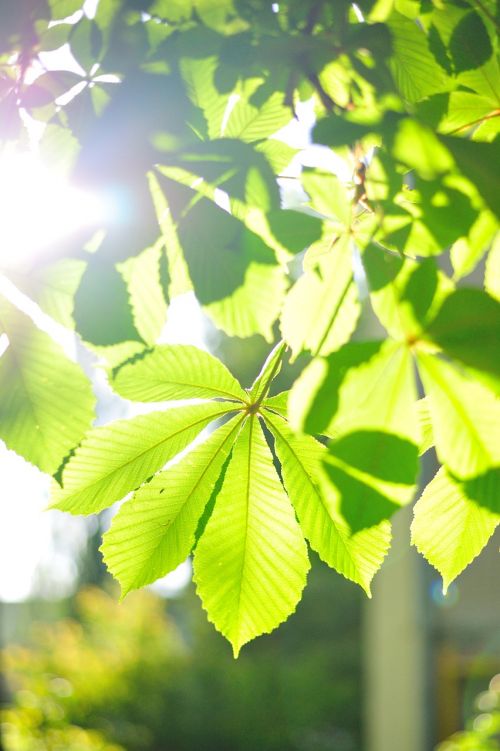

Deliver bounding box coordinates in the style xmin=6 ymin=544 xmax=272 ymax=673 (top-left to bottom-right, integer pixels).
xmin=1 ymin=587 xmax=187 ymax=751
xmin=1 ymin=561 xmax=362 ymax=751
xmin=437 ymin=675 xmax=500 ymax=751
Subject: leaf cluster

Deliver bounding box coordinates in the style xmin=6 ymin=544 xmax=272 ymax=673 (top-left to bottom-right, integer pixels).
xmin=0 ymin=0 xmax=499 ymax=653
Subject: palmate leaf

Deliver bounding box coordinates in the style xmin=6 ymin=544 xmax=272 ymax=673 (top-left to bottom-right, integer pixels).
xmin=411 ymin=468 xmax=499 ymax=593
xmin=265 ymin=413 xmax=390 ymax=595
xmin=110 ymin=344 xmax=248 ymax=403
xmin=0 ymin=297 xmax=95 ymax=474
xmin=101 ymin=413 xmax=245 ymax=596
xmin=417 ymin=353 xmax=500 ymax=478
xmin=51 ymin=401 xmax=237 ymax=515
xmin=194 ymin=415 xmax=310 ymax=657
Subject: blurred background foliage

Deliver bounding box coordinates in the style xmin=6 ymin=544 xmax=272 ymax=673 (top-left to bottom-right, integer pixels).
xmin=1 ymin=558 xmax=363 ymax=751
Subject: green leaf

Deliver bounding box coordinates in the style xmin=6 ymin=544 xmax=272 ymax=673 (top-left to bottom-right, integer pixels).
xmin=117 ymin=244 xmax=168 ymax=346
xmin=101 ymin=413 xmax=244 ymax=596
xmin=74 ymin=255 xmax=141 ymax=346
xmin=485 ymin=232 xmax=500 ymax=300
xmin=179 ymin=53 xmax=228 ymax=140
xmin=203 ymin=260 xmax=287 ymax=341
xmin=387 ymin=12 xmax=451 ymax=102
xmin=110 ymin=344 xmax=248 ymax=403
xmin=194 ymin=0 xmax=235 ymax=30
xmin=69 ymin=17 xmax=102 ymax=72
xmin=280 ymin=236 xmax=360 ymax=360
xmin=49 ymin=0 xmax=82 ymax=20
xmin=0 ymin=297 xmax=95 ymax=474
xmin=449 ymin=11 xmax=493 ymax=74
xmin=361 ymin=247 xmax=453 ymax=341
xmin=440 ymin=136 xmax=500 ymax=220
xmin=295 ymin=339 xmax=419 ymax=443
xmin=11 ymin=258 xmax=86 ymax=330
xmin=255 ymin=139 xmax=296 ymax=175
xmin=51 ymin=401 xmax=237 ymax=515
xmin=288 ymin=341 xmax=383 ymax=436
xmin=248 ymin=340 xmax=286 ymax=403
xmin=450 ymin=212 xmax=498 ymax=280
xmin=262 ymin=390 xmax=289 ymax=419
xmin=194 ymin=416 xmax=310 ymax=656
xmin=391 ymin=118 xmax=454 ymax=178
xmin=148 ymin=172 xmax=192 ymax=298
xmin=416 ymin=397 xmax=434 ymax=456
xmin=417 ymin=353 xmax=500 ymax=478
xmin=265 ymin=414 xmax=390 ymax=595
xmin=301 ymin=171 xmax=351 ymax=224
xmin=411 ymin=468 xmax=499 ymax=593
xmin=424 ymin=288 xmax=500 ymax=392
xmin=323 ymin=430 xmax=419 ymax=530
xmin=222 ymin=83 xmax=291 ymax=143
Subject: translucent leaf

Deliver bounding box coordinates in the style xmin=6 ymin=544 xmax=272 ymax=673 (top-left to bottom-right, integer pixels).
xmin=266 ymin=414 xmax=390 ymax=595
xmin=51 ymin=401 xmax=237 ymax=515
xmin=203 ymin=260 xmax=287 ymax=341
xmin=0 ymin=298 xmax=95 ymax=474
xmin=411 ymin=468 xmax=499 ymax=592
xmin=485 ymin=232 xmax=500 ymax=301
xmin=101 ymin=414 xmax=244 ymax=596
xmin=179 ymin=54 xmax=228 ymax=140
xmin=49 ymin=0 xmax=83 ymax=20
xmin=222 ymin=83 xmax=291 ymax=143
xmin=280 ymin=236 xmax=360 ymax=361
xmin=449 ymin=11 xmax=493 ymax=74
xmin=248 ymin=340 xmax=286 ymax=403
xmin=117 ymin=244 xmax=168 ymax=345
xmin=416 ymin=397 xmax=434 ymax=456
xmin=424 ymin=288 xmax=500 ymax=392
xmin=148 ymin=172 xmax=192 ymax=298
xmin=262 ymin=390 xmax=289 ymax=419
xmin=387 ymin=12 xmax=451 ymax=102
xmin=194 ymin=416 xmax=309 ymax=656
xmin=301 ymin=171 xmax=351 ymax=224
xmin=12 ymin=258 xmax=86 ymax=330
xmin=296 ymin=339 xmax=419 ymax=444
xmin=450 ymin=212 xmax=497 ymax=280
xmin=362 ymin=246 xmax=453 ymax=341
xmin=288 ymin=341 xmax=383 ymax=436
xmin=323 ymin=430 xmax=419 ymax=529
xmin=417 ymin=353 xmax=500 ymax=478
xmin=441 ymin=136 xmax=500 ymax=220
xmin=110 ymin=344 xmax=248 ymax=403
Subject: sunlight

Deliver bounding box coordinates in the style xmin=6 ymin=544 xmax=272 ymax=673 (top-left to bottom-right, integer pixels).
xmin=0 ymin=149 xmax=105 ymax=269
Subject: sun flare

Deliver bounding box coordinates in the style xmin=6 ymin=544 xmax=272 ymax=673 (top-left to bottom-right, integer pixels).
xmin=0 ymin=150 xmax=104 ymax=269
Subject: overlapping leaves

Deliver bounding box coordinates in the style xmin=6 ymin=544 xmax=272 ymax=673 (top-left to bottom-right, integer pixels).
xmin=49 ymin=340 xmax=415 ymax=654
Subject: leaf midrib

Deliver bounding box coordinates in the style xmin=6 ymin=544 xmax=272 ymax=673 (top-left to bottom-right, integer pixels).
xmin=57 ymin=406 xmax=239 ymax=507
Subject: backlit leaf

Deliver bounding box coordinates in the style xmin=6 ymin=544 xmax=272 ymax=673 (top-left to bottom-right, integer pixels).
xmin=412 ymin=467 xmax=499 ymax=592
xmin=51 ymin=401 xmax=237 ymax=514
xmin=194 ymin=416 xmax=310 ymax=656
xmin=0 ymin=297 xmax=95 ymax=474
xmin=101 ymin=414 xmax=244 ymax=595
xmin=110 ymin=344 xmax=248 ymax=403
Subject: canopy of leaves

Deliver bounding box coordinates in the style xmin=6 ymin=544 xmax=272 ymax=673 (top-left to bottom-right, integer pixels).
xmin=1 ymin=0 xmax=499 ymax=653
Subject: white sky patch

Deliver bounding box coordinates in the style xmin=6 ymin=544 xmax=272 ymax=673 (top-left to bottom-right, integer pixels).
xmin=0 ymin=150 xmax=105 ymax=271
xmin=0 ymin=446 xmax=87 ymax=602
